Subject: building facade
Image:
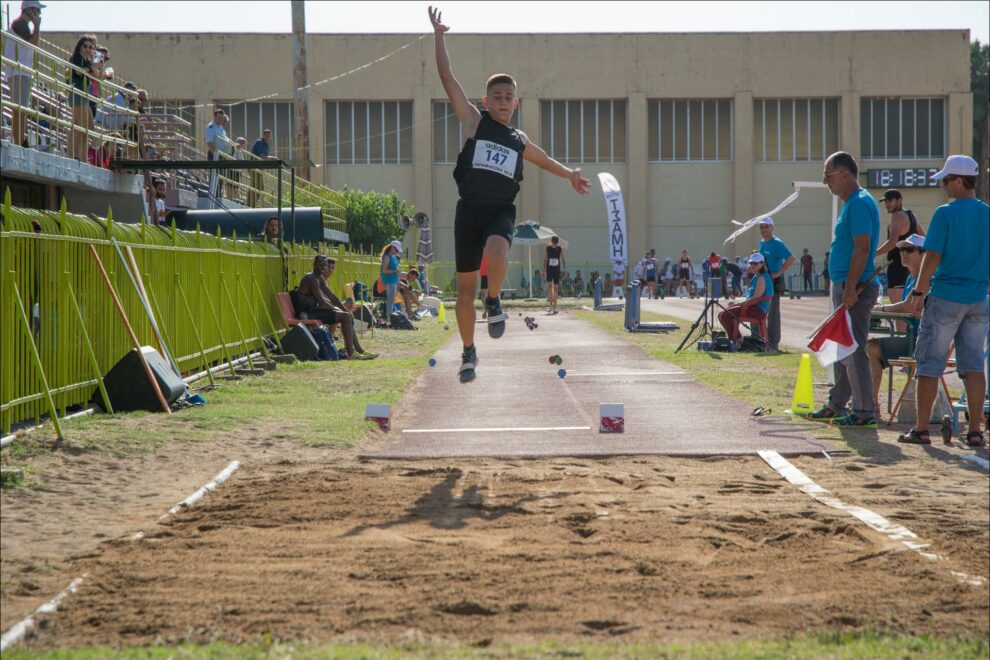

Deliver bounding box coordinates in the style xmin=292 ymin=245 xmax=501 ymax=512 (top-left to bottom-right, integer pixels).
xmin=46 ymin=30 xmax=974 ymax=265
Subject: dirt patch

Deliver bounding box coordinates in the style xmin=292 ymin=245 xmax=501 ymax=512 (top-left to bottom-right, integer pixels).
xmin=6 ymin=443 xmax=987 ymax=649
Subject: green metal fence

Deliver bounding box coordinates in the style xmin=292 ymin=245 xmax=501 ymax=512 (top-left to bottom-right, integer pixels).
xmin=0 ymin=193 xmax=380 ymax=435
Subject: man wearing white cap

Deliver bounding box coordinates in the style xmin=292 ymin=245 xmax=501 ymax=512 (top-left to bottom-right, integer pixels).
xmin=867 ymin=233 xmax=925 ymax=415
xmin=901 ymin=155 xmax=988 ymax=447
xmin=757 ymin=216 xmax=794 ymax=348
xmin=808 ymin=151 xmax=881 ymax=427
xmin=3 ymin=1 xmax=45 ymax=148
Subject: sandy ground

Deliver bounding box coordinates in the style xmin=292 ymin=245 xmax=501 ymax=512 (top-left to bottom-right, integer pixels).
xmin=1 ymin=308 xmax=988 ymax=650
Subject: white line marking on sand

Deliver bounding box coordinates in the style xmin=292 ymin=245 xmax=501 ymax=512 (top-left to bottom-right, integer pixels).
xmin=562 ymin=371 xmax=686 ymax=377
xmin=159 ymin=460 xmax=240 ymax=521
xmin=1 ymin=576 xmax=85 ymax=651
xmin=758 ymin=450 xmax=987 ymax=587
xmin=403 ymin=426 xmax=590 ymax=434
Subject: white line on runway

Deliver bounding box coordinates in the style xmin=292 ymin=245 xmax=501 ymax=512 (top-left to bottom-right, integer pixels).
xmin=403 ymin=426 xmax=591 ymax=434
xmin=562 ymin=372 xmax=686 ymax=377
xmin=758 ymin=450 xmax=987 ymax=587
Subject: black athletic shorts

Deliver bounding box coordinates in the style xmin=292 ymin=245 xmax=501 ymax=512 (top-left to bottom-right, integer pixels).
xmin=646 ymin=275 xmax=657 ymax=283
xmin=678 ymin=268 xmax=690 ymax=280
xmin=454 ymin=199 xmax=515 ymax=273
xmin=886 ymin=263 xmax=909 ymax=289
xmin=546 ymin=267 xmax=561 ymax=284
xmin=305 ymin=307 xmax=341 ymax=324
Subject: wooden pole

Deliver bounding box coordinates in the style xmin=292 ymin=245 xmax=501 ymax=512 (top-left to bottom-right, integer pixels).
xmin=88 ymin=245 xmax=172 ymax=414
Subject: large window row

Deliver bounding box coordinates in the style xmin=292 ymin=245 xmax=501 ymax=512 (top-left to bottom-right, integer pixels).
xmin=324 ymin=101 xmax=413 ymax=165
xmin=754 ymin=98 xmax=839 ymax=162
xmin=539 ymin=100 xmax=627 ymax=163
xmin=216 ymin=101 xmax=295 ymax=159
xmin=860 ymin=98 xmax=945 ymax=160
xmin=648 ymin=99 xmax=732 ymax=162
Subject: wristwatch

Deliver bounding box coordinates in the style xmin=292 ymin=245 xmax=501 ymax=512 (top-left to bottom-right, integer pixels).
xmin=911 ymin=290 xmax=925 ymax=297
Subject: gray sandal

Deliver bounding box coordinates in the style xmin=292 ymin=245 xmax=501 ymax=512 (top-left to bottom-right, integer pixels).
xmin=897 ymin=428 xmax=931 ymax=445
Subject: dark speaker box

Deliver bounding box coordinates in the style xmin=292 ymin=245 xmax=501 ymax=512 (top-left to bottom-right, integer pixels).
xmin=281 ymin=324 xmax=320 ymax=361
xmin=97 ymin=346 xmax=185 ymax=412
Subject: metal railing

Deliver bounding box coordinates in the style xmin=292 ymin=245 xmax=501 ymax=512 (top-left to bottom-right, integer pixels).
xmin=2 ymin=30 xmax=139 ymax=161
xmin=0 ymin=193 xmax=381 ymax=434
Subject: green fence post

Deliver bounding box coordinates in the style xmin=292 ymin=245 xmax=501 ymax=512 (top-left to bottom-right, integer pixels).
xmin=9 ymin=272 xmax=63 ymax=441
xmin=199 ymin=272 xmax=237 ymax=375
xmin=253 ymin=280 xmax=284 ymax=352
xmin=236 ymin=274 xmax=271 ymax=361
xmin=176 ymin=277 xmax=216 ymax=388
xmin=65 ymin=273 xmax=113 ymax=415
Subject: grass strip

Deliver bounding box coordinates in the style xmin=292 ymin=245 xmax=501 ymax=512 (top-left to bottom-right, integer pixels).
xmin=3 ymin=630 xmax=986 ymax=659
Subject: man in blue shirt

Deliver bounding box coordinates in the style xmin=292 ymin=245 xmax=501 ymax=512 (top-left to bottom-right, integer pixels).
xmin=251 ymin=129 xmax=274 ymax=159
xmin=902 ymin=155 xmax=989 ymax=447
xmin=757 ymin=216 xmax=795 ymax=348
xmin=808 ymin=152 xmax=881 ymax=427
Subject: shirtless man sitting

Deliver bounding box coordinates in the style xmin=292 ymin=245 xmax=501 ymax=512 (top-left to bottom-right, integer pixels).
xmin=297 ymin=255 xmax=378 ymax=360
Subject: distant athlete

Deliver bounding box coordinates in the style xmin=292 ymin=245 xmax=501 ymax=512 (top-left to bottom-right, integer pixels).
xmin=544 ymin=236 xmax=565 ymax=314
xmin=430 ymin=6 xmax=591 ymax=383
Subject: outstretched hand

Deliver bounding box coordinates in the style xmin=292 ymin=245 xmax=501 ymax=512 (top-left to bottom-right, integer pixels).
xmin=570 ymin=168 xmax=592 ymax=195
xmin=428 ymin=6 xmax=449 ymax=32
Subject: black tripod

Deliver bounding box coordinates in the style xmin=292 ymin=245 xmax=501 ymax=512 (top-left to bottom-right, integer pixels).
xmin=675 ymin=279 xmax=730 ymax=352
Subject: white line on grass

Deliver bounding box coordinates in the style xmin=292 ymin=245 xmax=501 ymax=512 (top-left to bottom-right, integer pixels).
xmin=758 ymin=449 xmax=987 ymax=587
xmin=0 ymin=576 xmax=85 ymax=651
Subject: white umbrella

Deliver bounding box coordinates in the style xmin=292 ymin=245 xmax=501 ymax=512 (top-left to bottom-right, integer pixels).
xmin=512 ymin=219 xmax=568 ymax=299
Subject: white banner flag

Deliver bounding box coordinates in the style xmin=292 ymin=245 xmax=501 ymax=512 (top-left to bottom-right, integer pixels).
xmin=598 ymin=173 xmax=628 ymax=281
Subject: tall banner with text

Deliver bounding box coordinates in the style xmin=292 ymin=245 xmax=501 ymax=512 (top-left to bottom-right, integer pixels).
xmin=598 ymin=172 xmax=627 ymax=297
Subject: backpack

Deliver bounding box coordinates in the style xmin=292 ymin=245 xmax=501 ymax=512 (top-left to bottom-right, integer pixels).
xmin=389 ymin=311 xmax=416 ymax=331
xmin=289 ymin=287 xmax=304 ymax=316
xmin=311 ymin=325 xmax=340 ymax=360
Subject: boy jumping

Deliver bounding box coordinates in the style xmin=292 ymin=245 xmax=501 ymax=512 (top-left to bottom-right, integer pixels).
xmin=429 ymin=6 xmax=591 ymax=383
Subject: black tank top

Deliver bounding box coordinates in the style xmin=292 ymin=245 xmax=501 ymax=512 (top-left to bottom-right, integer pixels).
xmin=546 ymin=245 xmax=562 ymax=270
xmin=886 ymin=209 xmax=919 ymax=268
xmin=453 ymin=111 xmax=525 ymax=203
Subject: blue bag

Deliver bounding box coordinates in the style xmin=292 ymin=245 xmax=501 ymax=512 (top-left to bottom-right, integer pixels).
xmin=311 ymin=326 xmax=340 ymax=361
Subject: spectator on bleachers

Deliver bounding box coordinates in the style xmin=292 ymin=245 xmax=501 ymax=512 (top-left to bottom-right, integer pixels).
xmin=572 ymin=270 xmax=584 ymax=297
xmin=151 ymin=177 xmax=167 ymax=227
xmin=143 ymin=143 xmax=160 ymax=159
xmin=205 ymin=109 xmax=227 ymax=160
xmin=67 ymin=34 xmax=99 ymax=160
xmin=262 ymin=216 xmax=281 ymax=245
xmin=97 ymin=81 xmax=136 ymax=140
xmin=234 ymin=136 xmax=247 ymax=157
xmin=4 ymin=1 xmax=44 ymax=148
xmin=251 ymin=128 xmax=277 ymax=159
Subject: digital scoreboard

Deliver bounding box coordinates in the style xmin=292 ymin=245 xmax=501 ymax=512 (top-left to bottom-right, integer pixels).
xmin=866 ymin=167 xmax=940 ymax=189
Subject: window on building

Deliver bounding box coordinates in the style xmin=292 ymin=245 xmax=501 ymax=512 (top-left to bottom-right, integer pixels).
xmin=432 ymin=101 xmax=520 ymax=164
xmin=539 ymin=100 xmax=626 ymax=163
xmin=324 ymin=101 xmax=413 ymax=165
xmin=216 ymin=101 xmax=295 ymax=159
xmin=754 ymin=98 xmax=839 ymax=162
xmin=860 ymin=98 xmax=945 ymax=160
xmin=648 ymin=99 xmax=732 ymax=162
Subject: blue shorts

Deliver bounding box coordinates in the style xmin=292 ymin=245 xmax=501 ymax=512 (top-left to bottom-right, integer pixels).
xmin=914 ymin=295 xmax=989 ymax=377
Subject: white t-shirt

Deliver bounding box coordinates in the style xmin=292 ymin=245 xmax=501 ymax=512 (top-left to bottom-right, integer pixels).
xmin=154 ymin=198 xmax=167 ymax=226
xmin=3 ymin=29 xmax=35 ymax=78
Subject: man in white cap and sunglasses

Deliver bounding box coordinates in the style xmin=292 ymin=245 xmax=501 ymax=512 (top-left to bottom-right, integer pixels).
xmin=900 ymin=155 xmax=988 ymax=447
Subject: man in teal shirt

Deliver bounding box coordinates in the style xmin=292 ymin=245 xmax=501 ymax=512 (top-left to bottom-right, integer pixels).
xmin=808 ymin=152 xmax=881 ymax=427
xmin=757 ymin=216 xmax=795 ymax=348
xmin=902 ymin=155 xmax=989 ymax=447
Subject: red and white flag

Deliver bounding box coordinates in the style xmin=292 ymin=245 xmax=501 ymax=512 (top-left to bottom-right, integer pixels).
xmin=807 ymin=307 xmax=858 ymax=367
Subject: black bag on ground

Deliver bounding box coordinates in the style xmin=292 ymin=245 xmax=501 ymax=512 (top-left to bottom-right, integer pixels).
xmin=311 ymin=325 xmax=340 ymax=360
xmin=97 ymin=346 xmax=185 ymax=412
xmin=738 ymin=335 xmax=769 ymax=353
xmin=281 ymin=324 xmax=320 ymax=361
xmin=389 ymin=312 xmax=416 ymax=330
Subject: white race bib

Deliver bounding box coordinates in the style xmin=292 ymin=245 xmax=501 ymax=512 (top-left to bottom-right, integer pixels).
xmin=548 ymin=258 xmax=559 ymax=267
xmin=472 ymin=140 xmax=518 ymax=179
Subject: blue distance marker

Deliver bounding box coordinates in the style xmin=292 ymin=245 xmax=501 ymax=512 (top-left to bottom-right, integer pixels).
xmin=557 ymin=368 xmax=566 ymax=379
xmin=428 ymin=358 xmax=437 ymax=367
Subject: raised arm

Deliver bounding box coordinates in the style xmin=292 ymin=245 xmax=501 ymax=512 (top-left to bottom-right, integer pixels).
xmin=518 ymin=134 xmax=591 ymax=194
xmin=429 ymin=7 xmax=480 ymax=133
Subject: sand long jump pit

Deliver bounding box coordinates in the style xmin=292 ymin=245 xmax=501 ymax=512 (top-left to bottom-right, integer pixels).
xmin=18 ymin=450 xmax=988 ymax=650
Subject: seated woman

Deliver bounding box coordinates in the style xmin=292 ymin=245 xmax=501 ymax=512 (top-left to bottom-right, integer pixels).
xmin=718 ymin=252 xmax=773 ymax=344
xmin=867 ymin=233 xmax=925 ymax=413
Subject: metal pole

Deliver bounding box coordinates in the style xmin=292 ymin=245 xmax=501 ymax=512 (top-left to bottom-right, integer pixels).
xmin=291 ymin=0 xmax=311 ymax=181
xmin=291 ymin=167 xmax=297 ymax=242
